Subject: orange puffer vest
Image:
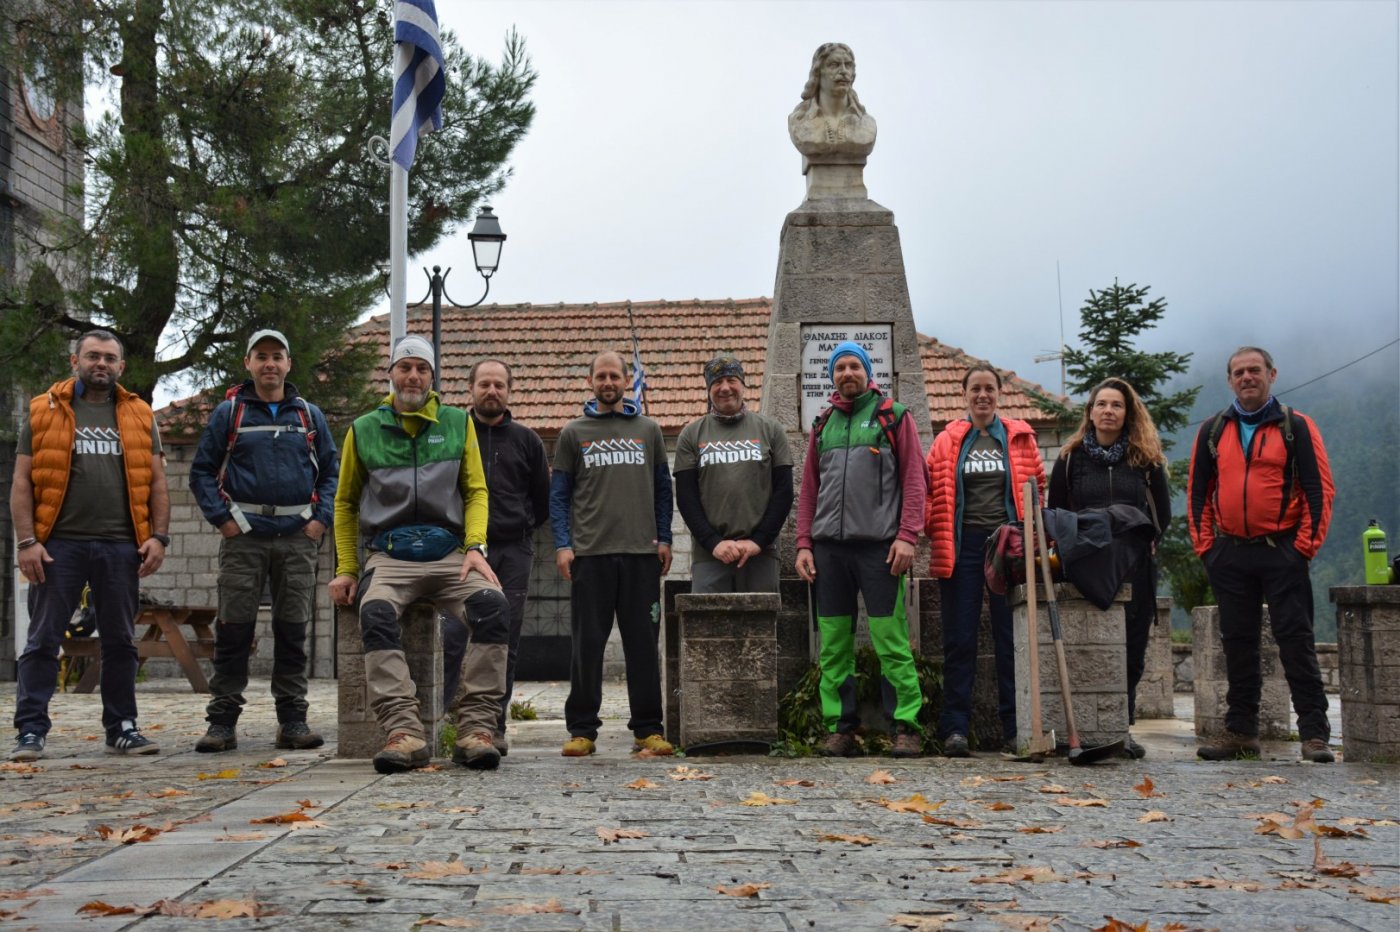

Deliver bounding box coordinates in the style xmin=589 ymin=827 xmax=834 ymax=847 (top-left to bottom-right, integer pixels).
xmin=30 ymin=378 xmax=155 ymax=545
xmin=924 ymin=416 xmax=1045 ymax=579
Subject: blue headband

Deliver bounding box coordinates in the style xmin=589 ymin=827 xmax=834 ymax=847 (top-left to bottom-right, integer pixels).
xmin=828 ymin=341 xmax=873 ymax=381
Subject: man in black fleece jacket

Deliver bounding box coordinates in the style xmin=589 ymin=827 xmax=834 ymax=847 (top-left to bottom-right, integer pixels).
xmin=443 ymin=360 xmax=550 ymax=755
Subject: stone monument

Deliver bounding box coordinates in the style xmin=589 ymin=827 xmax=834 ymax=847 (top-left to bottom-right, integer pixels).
xmin=762 ymin=43 xmax=933 ymax=553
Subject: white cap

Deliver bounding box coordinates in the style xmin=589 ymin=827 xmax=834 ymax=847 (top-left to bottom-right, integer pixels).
xmin=246 ymin=329 xmax=290 ymax=354
xmin=390 ymin=335 xmax=435 ymax=373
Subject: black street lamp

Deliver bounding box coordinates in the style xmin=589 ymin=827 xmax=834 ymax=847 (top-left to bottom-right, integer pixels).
xmin=379 ymin=207 xmax=508 ymax=391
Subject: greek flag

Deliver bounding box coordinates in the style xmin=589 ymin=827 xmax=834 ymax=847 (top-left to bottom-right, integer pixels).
xmin=391 ymin=0 xmax=445 ymax=170
xmin=631 ymin=345 xmax=648 ymax=413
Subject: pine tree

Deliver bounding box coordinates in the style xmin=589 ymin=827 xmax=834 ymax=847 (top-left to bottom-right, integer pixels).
xmin=0 ymin=0 xmax=536 ymax=411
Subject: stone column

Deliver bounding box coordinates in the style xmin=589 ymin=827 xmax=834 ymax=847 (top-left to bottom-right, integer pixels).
xmin=1191 ymin=605 xmax=1291 ymax=740
xmin=1133 ymin=598 xmax=1176 ymax=719
xmin=1330 ymin=586 xmax=1400 ymax=762
xmin=1010 ymin=583 xmax=1129 ymax=753
xmin=673 ymin=593 xmax=782 ymax=748
xmin=336 ymin=602 xmax=444 ymax=759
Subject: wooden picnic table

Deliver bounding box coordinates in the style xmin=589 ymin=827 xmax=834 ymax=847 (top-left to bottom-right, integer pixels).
xmin=62 ymin=606 xmax=219 ymax=693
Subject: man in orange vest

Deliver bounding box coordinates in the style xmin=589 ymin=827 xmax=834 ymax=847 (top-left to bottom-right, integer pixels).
xmin=9 ymin=329 xmax=171 ymax=761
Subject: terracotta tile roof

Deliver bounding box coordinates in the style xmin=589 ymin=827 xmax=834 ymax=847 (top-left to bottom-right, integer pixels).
xmin=159 ymin=297 xmax=1063 ymax=440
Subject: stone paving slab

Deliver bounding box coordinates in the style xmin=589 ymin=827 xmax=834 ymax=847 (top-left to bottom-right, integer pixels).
xmin=0 ymin=678 xmax=1395 ymax=930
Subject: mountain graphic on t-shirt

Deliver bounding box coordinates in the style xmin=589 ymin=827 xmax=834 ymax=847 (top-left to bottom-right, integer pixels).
xmin=698 ymin=439 xmax=763 ymax=467
xmin=963 ymin=448 xmax=1006 ymax=474
xmin=582 ymin=437 xmax=646 ymax=468
xmin=72 ymin=426 xmax=124 ymax=456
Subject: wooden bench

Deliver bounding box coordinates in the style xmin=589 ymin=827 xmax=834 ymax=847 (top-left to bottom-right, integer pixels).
xmin=62 ymin=606 xmax=220 ymax=693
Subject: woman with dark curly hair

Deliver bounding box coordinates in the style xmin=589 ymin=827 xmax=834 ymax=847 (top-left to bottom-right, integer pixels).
xmin=1047 ymin=377 xmax=1171 ymax=759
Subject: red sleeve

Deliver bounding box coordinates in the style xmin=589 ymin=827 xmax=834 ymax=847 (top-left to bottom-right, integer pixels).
xmin=1292 ymin=415 xmax=1334 ymax=559
xmin=895 ymin=411 xmax=927 ymax=545
xmin=1187 ymin=422 xmax=1217 ymax=557
xmin=794 ymin=427 xmax=821 ymax=550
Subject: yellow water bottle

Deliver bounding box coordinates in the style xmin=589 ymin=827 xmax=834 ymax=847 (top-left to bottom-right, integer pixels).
xmin=1363 ymin=519 xmax=1389 ymax=585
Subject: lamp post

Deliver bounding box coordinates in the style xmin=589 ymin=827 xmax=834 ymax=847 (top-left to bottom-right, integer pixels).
xmin=379 ymin=207 xmax=508 ymax=391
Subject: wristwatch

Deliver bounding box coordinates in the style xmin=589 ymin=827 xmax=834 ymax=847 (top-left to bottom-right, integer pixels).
xmin=466 ymin=543 xmax=486 ymax=556
xmin=152 ymin=533 xmax=171 ymax=547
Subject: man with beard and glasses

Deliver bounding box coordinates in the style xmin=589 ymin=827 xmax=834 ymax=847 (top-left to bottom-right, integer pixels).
xmin=674 ymin=354 xmax=792 ymax=593
xmin=188 ymin=329 xmax=338 ymax=754
xmin=795 ymin=341 xmax=927 ymax=759
xmin=551 ymin=350 xmax=674 ymax=758
xmin=329 ymin=336 xmax=512 ymax=774
xmin=10 ymin=329 xmax=170 ymax=761
xmin=441 ymin=359 xmax=549 ymax=756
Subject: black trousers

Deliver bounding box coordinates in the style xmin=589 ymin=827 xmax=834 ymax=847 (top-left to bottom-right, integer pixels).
xmin=1204 ymin=537 xmax=1329 ymax=740
xmin=1123 ymin=554 xmax=1157 ymax=725
xmin=565 ymin=553 xmax=663 ymax=740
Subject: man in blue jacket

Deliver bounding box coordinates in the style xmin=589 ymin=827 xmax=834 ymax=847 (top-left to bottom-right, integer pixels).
xmin=188 ymin=330 xmax=338 ymax=752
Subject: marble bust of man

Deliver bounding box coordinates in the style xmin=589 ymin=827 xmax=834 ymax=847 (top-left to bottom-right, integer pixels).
xmin=788 ymin=42 xmax=877 ymax=167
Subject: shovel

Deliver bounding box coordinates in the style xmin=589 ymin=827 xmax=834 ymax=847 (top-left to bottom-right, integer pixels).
xmin=1031 ymin=494 xmax=1124 ymax=765
xmin=1004 ymin=479 xmax=1054 ymax=763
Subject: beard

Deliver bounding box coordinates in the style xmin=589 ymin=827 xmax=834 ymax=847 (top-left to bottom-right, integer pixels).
xmin=396 ymin=387 xmax=427 ymax=410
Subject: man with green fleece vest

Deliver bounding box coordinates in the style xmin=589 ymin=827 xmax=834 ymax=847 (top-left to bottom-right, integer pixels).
xmin=329 ymin=336 xmax=511 ymax=774
xmin=794 ymin=341 xmax=927 ymax=758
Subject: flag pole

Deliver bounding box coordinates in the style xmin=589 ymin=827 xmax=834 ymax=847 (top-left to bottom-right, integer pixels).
xmin=625 ymin=300 xmax=646 ymax=414
xmin=389 ymin=165 xmax=408 ymax=345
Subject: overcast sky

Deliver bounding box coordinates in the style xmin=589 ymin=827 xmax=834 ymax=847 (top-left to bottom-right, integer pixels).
xmin=402 ymin=0 xmax=1398 ymax=410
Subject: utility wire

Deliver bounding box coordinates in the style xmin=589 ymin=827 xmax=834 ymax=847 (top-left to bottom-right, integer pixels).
xmin=1185 ymin=336 xmax=1400 ymax=429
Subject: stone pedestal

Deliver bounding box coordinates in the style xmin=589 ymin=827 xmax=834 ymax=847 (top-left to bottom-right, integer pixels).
xmin=1134 ymin=598 xmax=1176 ymax=719
xmin=1331 ymin=586 xmax=1400 ymax=762
xmin=1191 ymin=605 xmax=1291 ymax=740
xmin=673 ymin=593 xmax=782 ymax=748
xmin=1010 ymin=583 xmax=1129 ymax=753
xmin=336 ymin=602 xmax=444 ymax=759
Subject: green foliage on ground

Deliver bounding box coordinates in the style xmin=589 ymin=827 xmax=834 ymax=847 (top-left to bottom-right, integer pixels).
xmin=774 ymin=646 xmax=943 ymax=757
xmin=509 ymin=700 xmax=537 ymax=721
xmin=0 ymin=1 xmax=536 ymax=407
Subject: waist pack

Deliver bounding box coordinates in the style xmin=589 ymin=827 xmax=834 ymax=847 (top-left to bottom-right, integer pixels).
xmin=371 ymin=525 xmax=462 ymax=563
xmin=983 ymin=523 xmax=1029 ymax=596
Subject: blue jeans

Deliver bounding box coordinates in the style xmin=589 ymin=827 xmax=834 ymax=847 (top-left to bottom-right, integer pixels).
xmin=938 ymin=526 xmax=1016 ymax=743
xmin=14 ymin=538 xmax=142 ymax=739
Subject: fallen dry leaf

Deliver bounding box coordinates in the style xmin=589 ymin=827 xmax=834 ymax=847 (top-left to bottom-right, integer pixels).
xmin=890 ymin=913 xmax=962 ymax=930
xmin=1038 ymin=784 xmax=1070 ymax=794
xmin=1093 ymin=919 xmax=1149 ymax=932
xmin=494 ymin=898 xmax=576 ymax=915
xmin=1017 ymin=825 xmax=1063 ymax=834
xmin=624 ymin=778 xmax=659 ymax=790
xmin=1347 ymin=884 xmax=1400 ymax=904
xmin=193 ymin=899 xmax=266 ymax=919
xmin=1083 ymin=839 xmax=1143 ymax=849
xmin=375 ymin=801 xmax=430 ymax=810
xmin=196 ymin=769 xmax=240 ymax=781
xmin=404 ymin=861 xmax=486 ymax=880
xmin=1315 ymin=823 xmax=1368 ymax=839
xmin=145 ymin=787 xmax=191 ymax=799
xmin=259 ymin=758 xmax=288 ymax=769
xmin=0 ymin=762 xmax=42 ymax=774
xmin=1137 ymin=811 xmax=1172 ymax=823
xmin=991 ymin=916 xmax=1062 ymax=931
xmin=1312 ymin=838 xmax=1370 ymax=878
xmin=26 ymin=834 xmax=79 ymax=848
xmin=819 ymin=833 xmax=878 ymax=846
xmin=668 ymin=765 xmax=714 ymax=781
xmin=217 ymin=831 xmax=267 ymax=842
xmin=877 ymin=793 xmax=944 ymax=814
xmin=715 ymin=882 xmax=770 ymax=898
xmin=972 ymin=866 xmax=1071 ymax=885
xmin=250 ymin=809 xmax=318 ymax=824
xmin=1165 ymin=877 xmax=1261 ymax=893
xmin=983 ymin=801 xmax=1016 ymax=812
xmin=741 ymin=791 xmax=796 ymax=807
xmin=77 ymin=900 xmax=138 ymax=916
xmin=865 ymin=769 xmax=898 ymax=785
xmin=1133 ymin=776 xmax=1165 ymax=799
xmin=774 ymin=778 xmax=816 ymax=787
xmin=95 ymin=824 xmax=161 ymax=844
xmin=596 ymin=827 xmax=648 ymax=844
xmin=1277 ymin=877 xmax=1331 ymax=891
xmin=922 ymin=814 xmax=983 ymax=829
xmin=418 ymin=919 xmax=478 ymax=928
xmin=442 ymin=806 xmax=483 ymax=814
xmin=1062 ymin=798 xmax=1108 ymax=808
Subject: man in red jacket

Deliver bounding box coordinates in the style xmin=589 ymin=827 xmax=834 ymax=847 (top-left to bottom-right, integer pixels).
xmin=1187 ymin=347 xmax=1335 ymax=763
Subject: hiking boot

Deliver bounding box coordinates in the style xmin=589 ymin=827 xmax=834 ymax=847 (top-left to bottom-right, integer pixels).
xmin=890 ymin=728 xmax=922 ymax=759
xmin=195 ymin=723 xmax=238 ymax=753
xmin=1196 ymin=730 xmax=1261 ymax=761
xmin=106 ymin=723 xmax=159 ymax=756
xmin=275 ymin=722 xmax=325 ymax=750
xmin=1120 ymin=734 xmax=1147 ymax=760
xmin=561 ymin=736 xmax=596 ymax=757
xmin=818 ymin=731 xmax=858 ymax=757
xmin=452 ymin=731 xmax=502 ymax=770
xmin=942 ymin=734 xmax=971 ymax=758
xmin=373 ymin=731 xmax=430 ymax=774
xmin=10 ymin=733 xmax=45 ymax=762
xmin=1300 ymin=738 xmax=1335 ymax=763
xmin=493 ymin=732 xmax=509 ymax=757
xmin=633 ymin=734 xmax=675 ymax=756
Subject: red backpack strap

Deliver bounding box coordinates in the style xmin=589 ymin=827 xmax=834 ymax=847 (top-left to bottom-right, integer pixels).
xmin=874 ymin=397 xmax=901 ymax=451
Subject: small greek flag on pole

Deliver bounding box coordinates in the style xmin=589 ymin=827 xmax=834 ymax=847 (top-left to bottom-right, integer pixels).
xmin=391 ymin=0 xmax=445 ymax=170
xmin=631 ymin=345 xmax=648 ymax=414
